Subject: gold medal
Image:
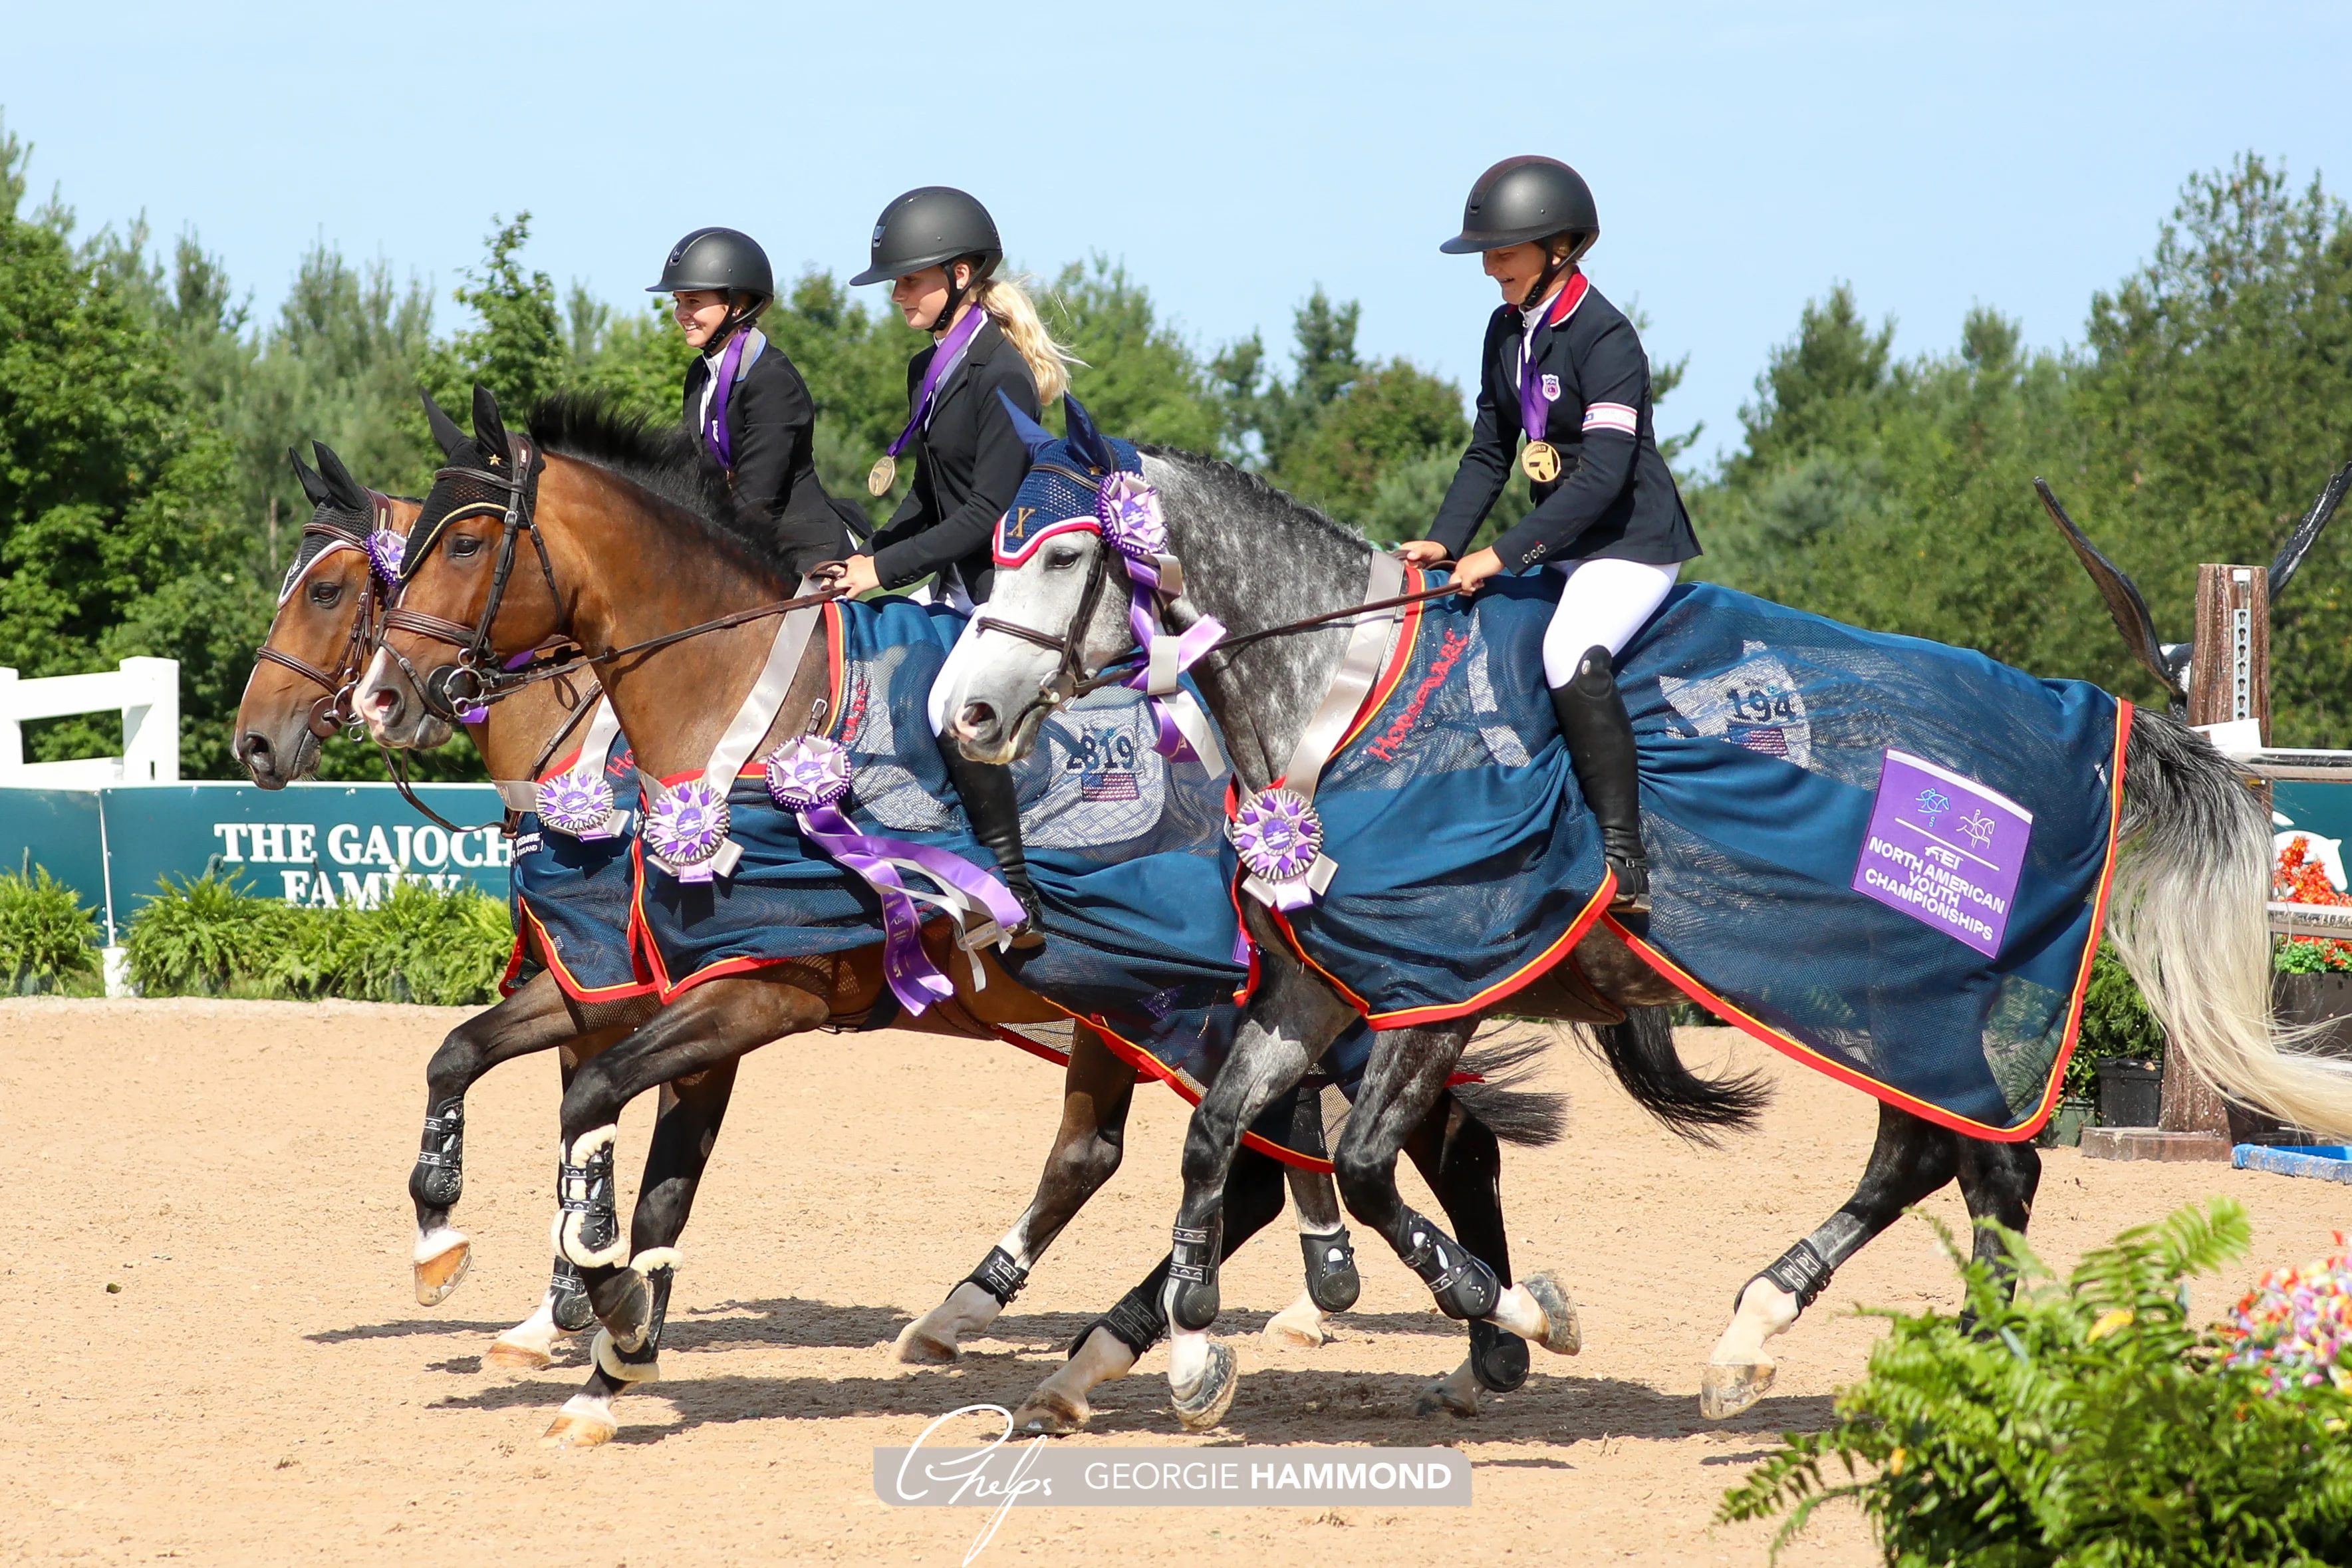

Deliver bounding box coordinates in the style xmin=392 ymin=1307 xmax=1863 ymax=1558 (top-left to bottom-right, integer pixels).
xmin=866 ymin=454 xmax=897 ymax=497
xmin=1521 ymin=440 xmax=1562 ymax=484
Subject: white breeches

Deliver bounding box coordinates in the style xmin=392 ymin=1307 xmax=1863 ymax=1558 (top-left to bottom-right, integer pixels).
xmin=1542 ymin=557 xmax=1681 ymax=687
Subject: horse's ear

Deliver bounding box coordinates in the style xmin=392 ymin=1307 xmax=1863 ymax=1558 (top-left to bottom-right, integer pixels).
xmin=995 ymin=388 xmax=1057 ymax=461
xmin=1063 ymin=394 xmax=1114 ymax=471
xmin=470 ymin=383 xmax=509 ymax=459
xmin=312 ymin=442 xmax=368 ymax=513
xmin=421 ymin=390 xmax=469 ymax=457
xmin=289 ymin=446 xmax=331 ymax=507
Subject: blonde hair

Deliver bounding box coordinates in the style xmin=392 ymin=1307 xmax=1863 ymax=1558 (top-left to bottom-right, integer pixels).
xmin=970 ymin=271 xmax=1075 ymax=404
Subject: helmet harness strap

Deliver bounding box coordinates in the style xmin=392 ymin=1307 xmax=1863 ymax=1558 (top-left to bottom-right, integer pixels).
xmin=929 ymin=253 xmax=999 ymax=334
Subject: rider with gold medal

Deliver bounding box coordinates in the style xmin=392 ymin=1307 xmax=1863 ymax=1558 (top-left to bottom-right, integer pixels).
xmin=1398 ymin=156 xmax=1700 ymax=914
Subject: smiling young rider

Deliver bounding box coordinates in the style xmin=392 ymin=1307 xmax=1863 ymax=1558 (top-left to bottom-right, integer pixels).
xmin=826 ymin=187 xmax=1069 ymax=941
xmin=654 ymin=226 xmax=854 ymax=578
xmin=1398 ymin=157 xmax=1700 ymax=915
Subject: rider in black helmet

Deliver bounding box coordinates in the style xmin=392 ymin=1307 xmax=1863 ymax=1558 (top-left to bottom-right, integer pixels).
xmin=826 ymin=188 xmax=1067 ymax=941
xmin=652 ymin=227 xmax=854 ymax=577
xmin=1398 ymin=157 xmax=1701 ymax=914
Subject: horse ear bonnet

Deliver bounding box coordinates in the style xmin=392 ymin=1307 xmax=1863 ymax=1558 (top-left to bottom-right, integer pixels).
xmin=290 ymin=446 xmax=332 ymax=507
xmin=312 ymin=442 xmax=369 ymax=514
xmin=995 ymin=389 xmax=1058 ymax=461
xmin=1061 ymin=395 xmax=1118 ymax=475
xmin=469 ymin=383 xmax=509 ymax=461
xmin=422 ymin=391 xmax=471 ymax=458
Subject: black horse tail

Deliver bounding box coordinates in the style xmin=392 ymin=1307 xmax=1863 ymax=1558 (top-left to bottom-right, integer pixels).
xmin=1449 ymin=1031 xmax=1569 ymax=1148
xmin=1581 ymin=1005 xmax=1769 ymax=1144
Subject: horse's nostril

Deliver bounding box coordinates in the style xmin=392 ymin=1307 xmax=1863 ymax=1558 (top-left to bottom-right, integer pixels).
xmin=955 ymin=701 xmax=998 ymax=742
xmin=239 ymin=732 xmax=271 ymax=762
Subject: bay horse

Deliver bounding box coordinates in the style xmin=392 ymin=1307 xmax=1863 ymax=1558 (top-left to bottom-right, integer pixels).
xmin=352 ymin=388 xmax=1566 ymax=1443
xmin=231 ymin=436 xmax=1363 ymax=1425
xmin=947 ymin=438 xmax=2352 ymax=1423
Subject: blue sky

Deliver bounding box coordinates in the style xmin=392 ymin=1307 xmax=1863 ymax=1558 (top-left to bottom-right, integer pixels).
xmin=4 ymin=1 xmax=2347 ymax=469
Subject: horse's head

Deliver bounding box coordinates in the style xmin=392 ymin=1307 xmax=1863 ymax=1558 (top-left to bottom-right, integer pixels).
xmin=235 ymin=443 xmax=430 ymax=786
xmin=948 ymin=396 xmax=1154 ymax=764
xmin=359 ymin=386 xmax=563 ymax=748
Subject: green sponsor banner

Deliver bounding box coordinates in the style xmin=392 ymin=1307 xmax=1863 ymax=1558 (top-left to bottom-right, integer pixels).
xmin=1 ymin=782 xmax=509 ymax=939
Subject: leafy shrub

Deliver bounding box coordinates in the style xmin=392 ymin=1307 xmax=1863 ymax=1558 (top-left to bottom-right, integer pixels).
xmin=1720 ymin=1198 xmax=2352 ymax=1566
xmin=122 ymin=870 xmax=510 ymax=1005
xmin=2064 ymin=944 xmax=2164 ymax=1097
xmin=332 ymin=878 xmax=511 ymax=1006
xmin=125 ymin=870 xmax=296 ymax=995
xmin=0 ymin=866 xmax=101 ymax=993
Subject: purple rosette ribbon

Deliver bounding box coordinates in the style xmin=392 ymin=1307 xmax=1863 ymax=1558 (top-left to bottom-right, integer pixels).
xmin=1096 ymin=473 xmax=1226 ymax=771
xmin=366 ymin=527 xmax=406 ymax=586
xmin=537 ymin=770 xmax=618 ymax=839
xmin=644 ymin=778 xmax=732 ymax=883
xmin=1230 ymin=785 xmax=1331 ymax=912
xmin=761 ymin=737 xmax=1030 ymax=1015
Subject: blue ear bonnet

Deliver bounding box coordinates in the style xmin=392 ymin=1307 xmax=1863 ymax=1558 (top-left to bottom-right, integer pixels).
xmin=993 ymin=394 xmax=1140 ymax=564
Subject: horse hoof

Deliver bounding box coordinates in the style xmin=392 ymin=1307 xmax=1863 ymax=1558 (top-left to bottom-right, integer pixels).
xmin=483 ymin=1339 xmax=554 ymax=1372
xmin=1700 ymin=1361 xmax=1773 ymax=1420
xmin=1522 ymin=1271 xmax=1581 ymax=1356
xmin=892 ymin=1319 xmax=961 ymax=1365
xmin=1170 ymin=1339 xmax=1238 ymax=1432
xmin=1261 ymin=1296 xmax=1329 ymax=1350
xmin=1414 ymin=1378 xmax=1480 ymax=1419
xmin=413 ymin=1239 xmax=472 ymax=1306
xmin=1012 ymin=1390 xmax=1089 ymax=1436
xmin=540 ymin=1409 xmax=616 ymax=1448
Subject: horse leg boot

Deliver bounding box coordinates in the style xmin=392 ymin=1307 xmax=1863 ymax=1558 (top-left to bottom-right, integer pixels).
xmin=1402 ymin=1096 xmax=1577 ymax=1418
xmin=1332 ymin=1023 xmax=1577 ymax=1416
xmin=942 ymin=746 xmax=1044 ymax=948
xmin=1266 ymin=1083 xmax=1359 ymax=1350
xmin=1160 ymin=960 xmax=1354 ymax=1429
xmin=409 ymin=973 xmax=592 ymax=1305
xmin=898 ymin=1029 xmax=1138 ymax=1363
xmin=1703 ymin=1103 xmax=1959 ymax=1419
xmin=1013 ymin=1146 xmax=1291 ymax=1436
xmin=1551 ymin=646 xmax=1649 ymax=915
xmin=546 ymin=1059 xmax=741 ymax=1448
xmin=487 ymin=1027 xmax=641 ymax=1371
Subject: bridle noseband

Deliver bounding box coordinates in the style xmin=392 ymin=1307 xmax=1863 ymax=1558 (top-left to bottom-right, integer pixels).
xmin=381 ymin=433 xmax=561 ymax=722
xmin=970 ymin=462 xmax=1123 ymax=721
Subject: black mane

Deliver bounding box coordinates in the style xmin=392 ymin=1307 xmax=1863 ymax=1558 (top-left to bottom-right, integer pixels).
xmin=525 ymin=390 xmax=795 ymax=584
xmin=1135 ymin=444 xmax=1372 ymax=553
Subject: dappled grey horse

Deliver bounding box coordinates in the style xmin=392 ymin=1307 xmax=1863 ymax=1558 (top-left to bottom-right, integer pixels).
xmin=948 ymin=432 xmax=2352 ymax=1426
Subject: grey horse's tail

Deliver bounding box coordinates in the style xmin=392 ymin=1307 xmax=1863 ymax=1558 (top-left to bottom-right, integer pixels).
xmin=1450 ymin=1033 xmax=1569 ymax=1147
xmin=1579 ymin=1005 xmax=1771 ymax=1145
xmin=2107 ymin=709 xmax=2352 ymax=1136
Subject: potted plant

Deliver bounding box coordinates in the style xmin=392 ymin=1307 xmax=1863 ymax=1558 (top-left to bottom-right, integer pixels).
xmin=2060 ymin=944 xmax=2164 ymax=1132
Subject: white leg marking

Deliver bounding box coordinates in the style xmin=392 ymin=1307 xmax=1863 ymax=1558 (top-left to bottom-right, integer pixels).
xmin=487 ymin=1296 xmax=565 ymax=1368
xmin=413 ymin=1224 xmax=470 ymax=1266
xmin=1486 ymin=1283 xmax=1548 ymax=1341
xmin=894 ymin=1281 xmax=1005 ymax=1363
xmin=1014 ymin=1327 xmax=1138 ymax=1433
xmin=1261 ymin=1289 xmax=1331 ymax=1349
xmin=1709 ymin=1278 xmax=1801 ymax=1367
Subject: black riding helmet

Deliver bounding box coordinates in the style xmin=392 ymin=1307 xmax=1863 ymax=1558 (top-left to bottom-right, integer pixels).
xmin=1440 ymin=156 xmax=1599 ymax=261
xmin=849 ymin=186 xmax=1001 ymax=290
xmin=647 ymin=227 xmax=775 ymax=300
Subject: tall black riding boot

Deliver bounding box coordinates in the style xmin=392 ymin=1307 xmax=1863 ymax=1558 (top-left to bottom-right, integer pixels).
xmin=941 ymin=746 xmax=1045 ymax=947
xmin=1550 ymin=644 xmax=1650 ymax=914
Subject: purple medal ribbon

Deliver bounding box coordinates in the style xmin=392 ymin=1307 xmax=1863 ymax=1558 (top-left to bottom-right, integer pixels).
xmin=1516 ymin=271 xmax=1589 ymax=444
xmin=884 ymin=305 xmax=990 ymax=463
xmin=700 ymin=328 xmax=751 ymax=469
xmin=1095 ymin=474 xmax=1226 ymax=767
xmin=765 ymin=736 xmax=1028 ymax=1015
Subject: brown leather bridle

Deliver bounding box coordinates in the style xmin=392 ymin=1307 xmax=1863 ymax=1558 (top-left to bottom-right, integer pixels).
xmin=253 ymin=493 xmax=404 ymax=740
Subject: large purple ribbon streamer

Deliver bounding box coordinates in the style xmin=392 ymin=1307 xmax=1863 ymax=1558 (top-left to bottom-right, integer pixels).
xmin=700 ymin=328 xmax=750 ymax=469
xmin=885 ymin=305 xmax=989 ymax=461
xmin=794 ymin=805 xmax=1030 ymax=1014
xmin=1118 ymin=553 xmax=1224 ymax=763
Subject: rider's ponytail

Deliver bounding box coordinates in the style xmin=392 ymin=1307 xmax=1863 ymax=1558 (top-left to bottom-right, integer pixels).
xmin=972 ymin=273 xmax=1074 ymax=404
